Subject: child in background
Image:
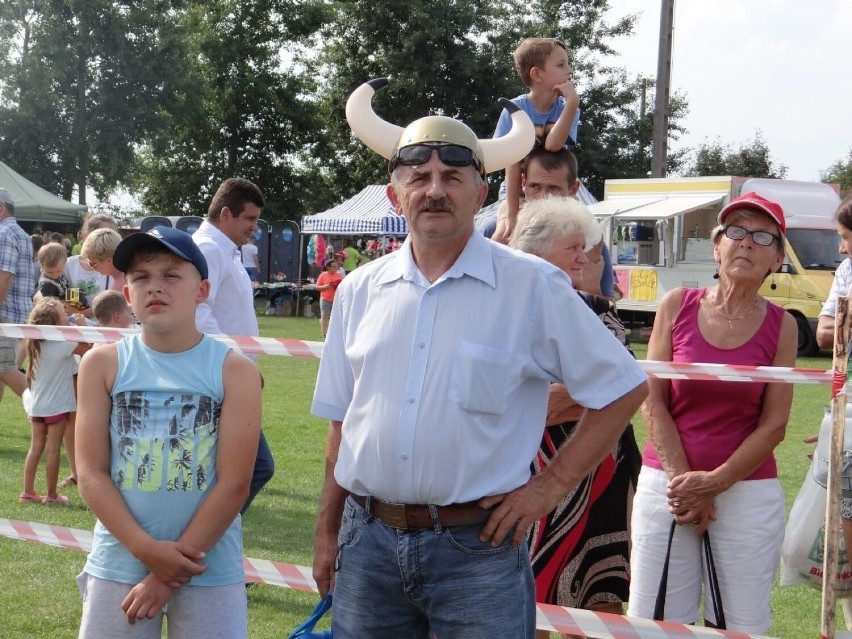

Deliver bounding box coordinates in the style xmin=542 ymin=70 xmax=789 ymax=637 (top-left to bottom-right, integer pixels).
xmin=36 ymin=242 xmax=81 ymax=311
xmin=492 ymin=37 xmax=581 ymax=243
xmin=19 ymin=298 xmax=91 ymax=505
xmin=30 ymin=234 xmax=44 ymax=292
xmin=76 ymin=227 xmax=261 ymax=637
xmin=90 ymin=289 xmax=134 ymax=329
xmin=315 ymin=259 xmax=343 ymax=339
xmin=38 ymin=239 xmax=88 ymax=491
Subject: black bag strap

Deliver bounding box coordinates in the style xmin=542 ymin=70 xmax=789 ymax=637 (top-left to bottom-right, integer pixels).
xmin=653 ymin=519 xmax=677 ymax=620
xmin=653 ymin=520 xmax=727 ymax=630
xmin=703 ymin=530 xmax=726 ymax=630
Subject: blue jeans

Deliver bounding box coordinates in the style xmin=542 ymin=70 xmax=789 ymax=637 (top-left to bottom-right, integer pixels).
xmin=332 ymin=496 xmax=535 ymax=638
xmin=240 ymin=429 xmax=274 ymax=515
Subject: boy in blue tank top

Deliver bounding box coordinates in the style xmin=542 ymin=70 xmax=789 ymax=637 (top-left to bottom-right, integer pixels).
xmin=75 ymin=227 xmax=262 ymax=638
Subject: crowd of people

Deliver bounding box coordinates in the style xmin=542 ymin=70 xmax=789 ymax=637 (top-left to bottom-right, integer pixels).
xmin=1 ymin=35 xmax=850 ymax=639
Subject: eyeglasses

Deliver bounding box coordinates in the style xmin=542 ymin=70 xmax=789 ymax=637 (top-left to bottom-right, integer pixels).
xmin=723 ymin=225 xmax=781 ymax=247
xmin=390 ymin=144 xmax=483 ymax=175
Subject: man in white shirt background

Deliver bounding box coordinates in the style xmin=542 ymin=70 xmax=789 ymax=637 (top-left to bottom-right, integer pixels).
xmin=194 ymin=177 xmax=273 ymax=514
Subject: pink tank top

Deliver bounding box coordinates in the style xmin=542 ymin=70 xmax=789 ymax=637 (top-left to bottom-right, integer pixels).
xmin=642 ymin=287 xmax=784 ymax=480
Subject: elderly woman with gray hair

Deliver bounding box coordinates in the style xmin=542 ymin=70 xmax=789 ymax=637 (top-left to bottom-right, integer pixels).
xmin=510 ymin=196 xmax=641 ymax=639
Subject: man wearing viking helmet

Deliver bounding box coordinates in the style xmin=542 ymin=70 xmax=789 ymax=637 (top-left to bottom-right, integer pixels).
xmin=310 ymin=78 xmax=648 ymax=637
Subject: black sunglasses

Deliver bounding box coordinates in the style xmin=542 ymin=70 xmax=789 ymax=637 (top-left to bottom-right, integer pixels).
xmin=389 ymin=144 xmax=483 ymax=175
xmin=723 ymin=224 xmax=781 ymax=247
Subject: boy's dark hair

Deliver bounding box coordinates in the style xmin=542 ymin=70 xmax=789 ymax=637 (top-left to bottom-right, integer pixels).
xmin=30 ymin=234 xmax=44 ymax=255
xmin=513 ymin=38 xmax=568 ymax=87
xmin=523 ymin=147 xmax=579 ymax=185
xmin=91 ymin=290 xmax=129 ymax=326
xmin=836 ymin=195 xmax=852 ymax=232
xmin=207 ymin=178 xmax=265 ymax=222
xmin=49 ymin=232 xmax=64 ymax=244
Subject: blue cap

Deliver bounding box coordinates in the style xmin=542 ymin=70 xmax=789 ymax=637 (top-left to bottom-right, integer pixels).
xmin=113 ymin=226 xmax=208 ymax=279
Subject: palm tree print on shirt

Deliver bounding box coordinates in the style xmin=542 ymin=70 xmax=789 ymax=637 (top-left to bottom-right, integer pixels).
xmin=112 ymin=390 xmax=221 ymax=492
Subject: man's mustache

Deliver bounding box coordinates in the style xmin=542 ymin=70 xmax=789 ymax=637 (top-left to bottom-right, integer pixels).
xmin=419 ymin=198 xmax=454 ymax=213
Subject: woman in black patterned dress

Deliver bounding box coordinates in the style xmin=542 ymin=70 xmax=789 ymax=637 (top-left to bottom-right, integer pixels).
xmin=510 ymin=196 xmax=641 ymax=639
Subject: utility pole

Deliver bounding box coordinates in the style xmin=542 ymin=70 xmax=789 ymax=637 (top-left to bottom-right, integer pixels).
xmin=651 ymin=0 xmax=675 ymax=178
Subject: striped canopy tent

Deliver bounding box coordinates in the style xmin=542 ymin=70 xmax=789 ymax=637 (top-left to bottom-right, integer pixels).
xmin=301 ymin=185 xmax=408 ymax=236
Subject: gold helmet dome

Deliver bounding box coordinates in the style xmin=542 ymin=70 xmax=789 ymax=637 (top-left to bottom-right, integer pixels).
xmin=345 ymin=78 xmax=535 ymax=175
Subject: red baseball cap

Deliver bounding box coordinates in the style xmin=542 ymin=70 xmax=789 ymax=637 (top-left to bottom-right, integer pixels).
xmin=717 ymin=192 xmax=786 ymax=235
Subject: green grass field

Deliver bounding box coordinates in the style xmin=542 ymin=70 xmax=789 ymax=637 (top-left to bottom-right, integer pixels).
xmin=0 ymin=315 xmax=843 ymax=638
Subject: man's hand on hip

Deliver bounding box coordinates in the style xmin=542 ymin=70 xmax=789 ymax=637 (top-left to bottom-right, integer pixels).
xmin=477 ymin=473 xmax=568 ymax=547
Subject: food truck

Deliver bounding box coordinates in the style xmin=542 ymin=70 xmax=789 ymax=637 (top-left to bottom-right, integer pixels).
xmin=588 ymin=176 xmax=843 ymax=355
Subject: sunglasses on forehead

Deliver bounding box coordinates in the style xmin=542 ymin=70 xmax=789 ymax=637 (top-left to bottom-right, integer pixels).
xmin=389 ymin=143 xmax=483 ymax=175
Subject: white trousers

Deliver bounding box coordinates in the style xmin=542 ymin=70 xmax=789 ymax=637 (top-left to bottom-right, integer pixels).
xmin=627 ymin=466 xmax=785 ymax=634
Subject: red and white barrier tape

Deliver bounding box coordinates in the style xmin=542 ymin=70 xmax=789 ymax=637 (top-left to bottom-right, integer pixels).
xmin=0 ymin=323 xmax=833 ymax=385
xmin=1 ymin=518 xmax=774 ymax=638
xmin=0 ymin=324 xmax=324 ymax=359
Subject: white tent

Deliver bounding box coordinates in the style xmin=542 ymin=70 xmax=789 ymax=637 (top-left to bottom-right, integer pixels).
xmin=301 ymin=185 xmax=408 ymax=236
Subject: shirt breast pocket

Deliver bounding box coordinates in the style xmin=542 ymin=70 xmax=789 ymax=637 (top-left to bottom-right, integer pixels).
xmin=448 ymin=341 xmax=514 ymax=415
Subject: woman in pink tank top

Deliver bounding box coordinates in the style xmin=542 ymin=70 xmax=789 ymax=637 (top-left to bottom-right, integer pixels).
xmin=626 ymin=193 xmax=798 ymax=634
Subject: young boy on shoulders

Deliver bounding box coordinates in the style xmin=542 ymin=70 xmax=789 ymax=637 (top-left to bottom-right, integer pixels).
xmin=493 ymin=37 xmax=581 ymax=243
xmin=75 ymin=227 xmax=262 ymax=638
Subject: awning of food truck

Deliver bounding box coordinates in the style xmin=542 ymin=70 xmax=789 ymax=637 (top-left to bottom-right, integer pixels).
xmin=610 ymin=194 xmax=725 ymax=220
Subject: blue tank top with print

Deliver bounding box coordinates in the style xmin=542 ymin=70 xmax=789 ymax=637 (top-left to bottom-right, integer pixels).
xmin=84 ymin=334 xmax=243 ymax=586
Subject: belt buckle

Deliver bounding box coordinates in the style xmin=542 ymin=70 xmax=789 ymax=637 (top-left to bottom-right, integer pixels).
xmin=382 ymin=503 xmax=408 ymax=529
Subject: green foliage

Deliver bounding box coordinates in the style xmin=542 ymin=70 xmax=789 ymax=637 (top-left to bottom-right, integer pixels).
xmin=0 ymin=0 xmax=693 ymax=217
xmin=821 ymin=149 xmax=852 ymax=196
xmin=687 ymin=131 xmax=788 ymax=179
xmin=0 ymin=0 xmax=188 ymax=202
xmin=577 ymin=74 xmax=690 ymax=198
xmin=307 ymin=0 xmax=688 ymax=204
xmin=132 ymin=0 xmax=330 ymax=223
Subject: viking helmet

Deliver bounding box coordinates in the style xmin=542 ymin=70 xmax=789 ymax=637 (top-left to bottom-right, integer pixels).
xmin=345 ymin=78 xmax=535 ymax=176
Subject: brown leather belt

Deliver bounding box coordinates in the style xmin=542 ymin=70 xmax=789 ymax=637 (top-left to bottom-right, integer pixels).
xmin=351 ymin=494 xmax=491 ymax=530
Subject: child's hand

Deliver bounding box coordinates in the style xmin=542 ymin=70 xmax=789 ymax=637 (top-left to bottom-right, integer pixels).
xmin=137 ymin=539 xmax=207 ymax=588
xmin=554 ymin=78 xmax=578 ymax=103
xmin=121 ymin=573 xmax=175 ymax=624
xmin=72 ymin=313 xmax=87 ymax=326
xmin=492 ymin=216 xmax=516 ymax=245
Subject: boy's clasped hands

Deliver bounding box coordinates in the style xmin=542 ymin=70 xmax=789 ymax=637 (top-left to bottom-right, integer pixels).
xmin=121 ymin=538 xmax=207 ymax=624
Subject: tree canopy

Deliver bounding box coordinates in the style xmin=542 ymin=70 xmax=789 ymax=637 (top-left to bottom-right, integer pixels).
xmin=821 ymin=149 xmax=852 ymax=196
xmin=685 ymin=131 xmax=788 ymax=179
xmin=0 ymin=0 xmax=696 ymax=220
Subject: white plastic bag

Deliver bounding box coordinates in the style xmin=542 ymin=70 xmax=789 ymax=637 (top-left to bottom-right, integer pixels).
xmin=780 ymin=457 xmax=852 ymax=596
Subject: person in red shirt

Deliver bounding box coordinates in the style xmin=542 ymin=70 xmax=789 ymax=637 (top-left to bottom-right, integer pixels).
xmin=315 ymin=260 xmax=343 ymax=338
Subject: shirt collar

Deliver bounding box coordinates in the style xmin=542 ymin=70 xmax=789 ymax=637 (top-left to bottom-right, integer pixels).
xmin=376 ymin=231 xmax=497 ymax=288
xmin=199 ymin=219 xmax=238 ymax=252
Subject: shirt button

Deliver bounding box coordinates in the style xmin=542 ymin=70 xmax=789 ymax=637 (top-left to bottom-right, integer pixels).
xmin=401 ymin=454 xmax=408 ymax=460
xmin=408 ymin=397 xmax=415 ymax=404
xmin=418 ymin=342 xmax=425 ymax=349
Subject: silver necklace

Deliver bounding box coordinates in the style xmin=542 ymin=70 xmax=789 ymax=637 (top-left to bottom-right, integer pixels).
xmin=712 ymin=296 xmax=758 ymax=329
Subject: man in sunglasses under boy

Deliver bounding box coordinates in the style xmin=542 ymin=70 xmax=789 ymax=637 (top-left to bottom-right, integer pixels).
xmin=310 ymin=79 xmax=648 ymax=638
